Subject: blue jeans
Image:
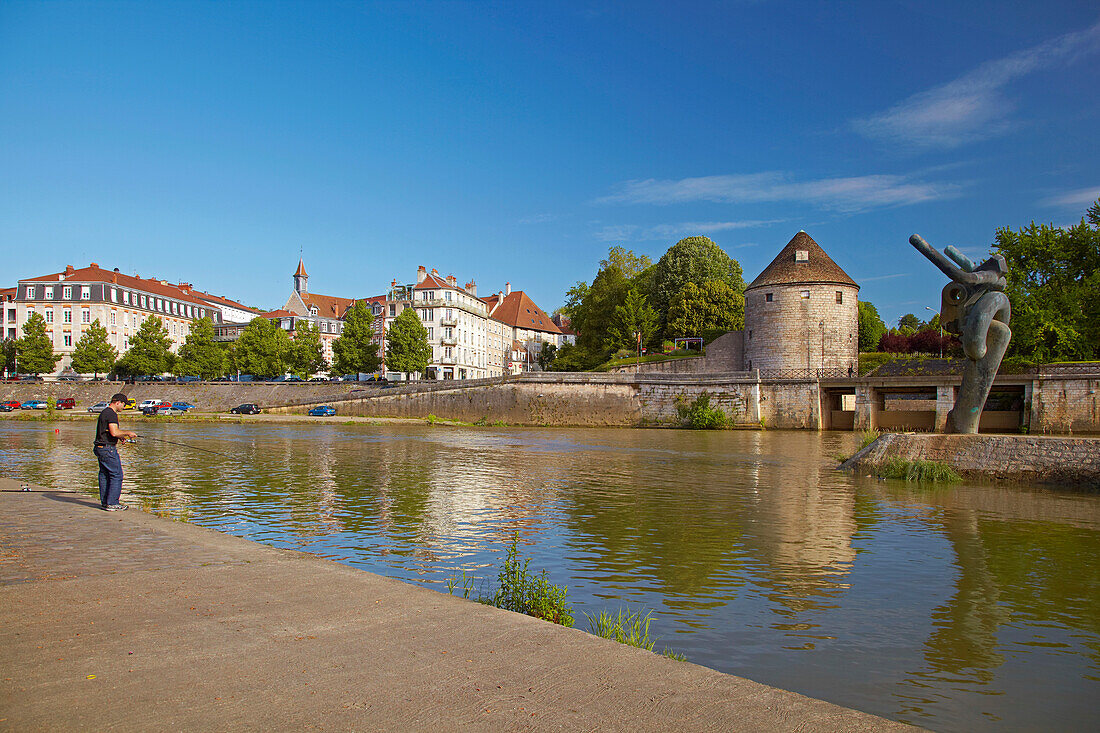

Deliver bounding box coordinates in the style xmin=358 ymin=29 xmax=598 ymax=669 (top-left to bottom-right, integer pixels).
xmin=94 ymin=444 xmax=123 ymax=507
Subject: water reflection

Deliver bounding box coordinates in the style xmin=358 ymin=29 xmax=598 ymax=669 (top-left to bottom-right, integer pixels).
xmin=2 ymin=421 xmax=1098 ymax=732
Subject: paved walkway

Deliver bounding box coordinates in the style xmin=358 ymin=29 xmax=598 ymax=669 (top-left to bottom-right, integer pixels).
xmin=0 ymin=480 xmax=911 ymax=732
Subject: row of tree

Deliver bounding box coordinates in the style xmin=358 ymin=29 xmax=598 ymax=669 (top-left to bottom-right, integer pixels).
xmin=552 ymin=237 xmax=746 ymax=370
xmin=7 ymin=301 xmax=437 ymax=380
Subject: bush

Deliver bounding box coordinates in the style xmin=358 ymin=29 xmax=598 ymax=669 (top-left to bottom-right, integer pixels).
xmin=661 ymin=340 xmax=675 ymax=354
xmin=677 ymin=393 xmax=728 ymax=429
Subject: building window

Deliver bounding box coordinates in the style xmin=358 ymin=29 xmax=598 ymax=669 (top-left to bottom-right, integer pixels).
xmin=64 ymin=285 xmax=72 ymax=299
xmin=389 ymin=304 xmax=396 ymax=317
xmin=444 ymin=291 xmax=452 ymax=301
xmin=81 ymin=286 xmax=90 ymax=300
xmin=836 ymin=291 xmax=843 ymax=304
xmin=427 ymin=327 xmax=433 ymax=339
xmin=82 ymin=309 xmax=90 ymax=324
xmin=110 ymin=312 xmax=116 ymax=326
xmin=748 ymin=330 xmax=753 ymax=339
xmin=795 ymin=250 xmax=809 ymax=262
xmin=63 ymin=309 xmax=72 ymax=324
xmin=26 ymin=285 xmax=36 ymax=299
xmin=45 ymin=287 xmax=55 ymax=300
xmin=423 ymin=308 xmax=433 ymax=321
xmin=110 ymin=289 xmax=117 ymax=303
xmin=64 ymin=334 xmax=72 ymax=347
xmin=45 ymin=309 xmax=53 ymax=324
xmin=800 ymin=290 xmax=810 ymax=299
xmin=765 ymin=293 xmax=773 ymax=302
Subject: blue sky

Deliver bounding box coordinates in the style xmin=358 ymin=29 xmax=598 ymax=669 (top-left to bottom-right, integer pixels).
xmin=2 ymin=1 xmax=1097 ymax=327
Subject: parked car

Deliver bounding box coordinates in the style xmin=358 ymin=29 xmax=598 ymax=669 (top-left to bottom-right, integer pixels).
xmin=176 ymin=376 xmax=201 ymax=383
xmin=88 ymin=402 xmax=109 ymax=413
xmin=308 ymin=405 xmax=337 ymax=417
xmin=18 ymin=375 xmax=44 ymax=383
xmin=122 ymin=398 xmax=137 ymax=410
xmin=172 ymin=401 xmax=195 ymax=411
xmin=141 ymin=405 xmax=159 ymax=416
xmin=230 ymin=403 xmax=261 ymax=415
xmin=55 ymin=397 xmax=76 ymax=410
xmin=158 ymin=406 xmax=186 ymax=416
xmin=0 ymin=400 xmax=21 ymax=412
xmin=21 ymin=400 xmax=48 ymax=410
xmin=138 ymin=399 xmax=161 ymax=410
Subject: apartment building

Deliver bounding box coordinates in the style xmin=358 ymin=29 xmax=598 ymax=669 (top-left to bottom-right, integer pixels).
xmin=483 ymin=284 xmax=562 ymax=372
xmin=15 ymin=263 xmax=236 ymax=375
xmin=2 ymin=287 xmax=17 ymax=342
xmin=280 ymin=259 xmax=356 ymax=366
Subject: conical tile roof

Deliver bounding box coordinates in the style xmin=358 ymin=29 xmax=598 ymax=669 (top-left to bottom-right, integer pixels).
xmin=294 ymin=258 xmax=308 ymax=278
xmin=746 ymin=231 xmax=858 ymax=290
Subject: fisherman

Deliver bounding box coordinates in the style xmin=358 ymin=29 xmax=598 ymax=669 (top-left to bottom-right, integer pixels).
xmin=94 ymin=392 xmax=138 ymax=511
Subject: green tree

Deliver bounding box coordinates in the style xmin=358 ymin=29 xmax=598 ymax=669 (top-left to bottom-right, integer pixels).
xmin=897 ymin=313 xmax=921 ymax=335
xmin=537 ymin=342 xmax=558 ymax=370
xmin=600 ymin=246 xmax=652 ymax=279
xmin=332 ymin=302 xmax=381 ymax=376
xmin=651 ymin=236 xmax=746 ymax=336
xmin=385 ymin=307 xmax=432 ymax=377
xmin=548 ymin=342 xmax=599 ymax=372
xmin=857 ymin=301 xmax=887 ymax=352
xmin=1 ymin=339 xmax=15 ymax=376
xmin=571 ymin=263 xmax=630 ymax=359
xmin=233 ymin=317 xmax=292 ymax=379
xmin=993 ymin=199 xmax=1100 ymax=361
xmin=290 ymin=320 xmax=327 ymax=378
xmin=175 ymin=317 xmax=226 ymax=380
xmin=556 ymin=281 xmax=590 ymax=319
xmin=14 ymin=312 xmax=61 ymax=375
xmin=114 ymin=315 xmax=175 ymax=378
xmin=70 ymin=319 xmax=117 ymax=378
xmin=666 ymin=280 xmax=745 ymax=340
xmin=608 ymin=288 xmax=659 ymax=350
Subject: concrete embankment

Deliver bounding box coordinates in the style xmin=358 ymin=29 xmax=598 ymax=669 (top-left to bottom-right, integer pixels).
xmin=840 ymin=432 xmax=1100 ymax=488
xmin=0 ymin=481 xmax=909 ymax=732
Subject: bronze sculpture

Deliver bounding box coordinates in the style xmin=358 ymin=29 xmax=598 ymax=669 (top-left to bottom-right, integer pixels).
xmin=910 ymin=234 xmax=1012 ymax=434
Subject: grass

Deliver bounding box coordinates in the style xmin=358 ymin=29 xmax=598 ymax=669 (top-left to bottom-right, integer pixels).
xmin=584 ymin=608 xmax=686 ymax=661
xmin=857 ymin=428 xmax=881 ymax=451
xmin=676 ymin=393 xmax=728 ymax=429
xmin=593 ymin=350 xmax=704 ymax=372
xmin=875 ymin=457 xmax=961 ymax=483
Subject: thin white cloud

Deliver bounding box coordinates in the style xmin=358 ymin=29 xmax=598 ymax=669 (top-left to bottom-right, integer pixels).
xmin=858 ymin=272 xmax=909 ymax=283
xmin=595 ymin=219 xmax=781 ymax=243
xmin=1041 ymin=186 xmax=1100 ymax=208
xmin=853 ymin=19 xmax=1100 ymax=148
xmin=596 ymin=172 xmax=959 ymax=212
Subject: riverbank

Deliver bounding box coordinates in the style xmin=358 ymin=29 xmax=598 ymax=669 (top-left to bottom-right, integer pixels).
xmin=0 ymin=480 xmax=908 ymax=731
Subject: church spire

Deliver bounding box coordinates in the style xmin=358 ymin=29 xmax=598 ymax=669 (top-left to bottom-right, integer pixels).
xmin=294 ymin=258 xmax=308 ymax=294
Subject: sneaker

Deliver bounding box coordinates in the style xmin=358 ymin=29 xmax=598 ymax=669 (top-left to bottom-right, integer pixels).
xmin=105 ymin=504 xmax=129 ymax=511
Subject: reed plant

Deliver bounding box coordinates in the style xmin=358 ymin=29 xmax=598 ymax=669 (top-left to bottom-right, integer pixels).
xmin=584 ymin=607 xmax=686 ymax=660
xmin=876 ymin=457 xmax=961 ymax=483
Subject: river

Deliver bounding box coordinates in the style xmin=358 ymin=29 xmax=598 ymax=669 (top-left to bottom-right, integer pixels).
xmin=2 ymin=420 xmax=1098 ymax=731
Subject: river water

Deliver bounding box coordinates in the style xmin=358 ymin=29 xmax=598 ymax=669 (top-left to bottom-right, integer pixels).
xmin=3 ymin=420 xmax=1098 ymax=731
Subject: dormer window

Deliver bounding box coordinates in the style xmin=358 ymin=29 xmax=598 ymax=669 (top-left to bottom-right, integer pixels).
xmin=795 ymin=250 xmax=809 ymax=262
xmin=310 ymin=307 xmax=318 ymax=316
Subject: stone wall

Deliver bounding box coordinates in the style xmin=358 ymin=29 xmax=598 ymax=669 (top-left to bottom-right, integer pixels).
xmin=743 ymin=283 xmax=858 ymax=374
xmin=840 ymin=432 xmax=1100 ymax=487
xmin=1033 ymin=377 xmax=1100 ymax=434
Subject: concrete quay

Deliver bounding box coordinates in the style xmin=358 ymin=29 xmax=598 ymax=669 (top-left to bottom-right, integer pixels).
xmin=0 ymin=481 xmax=910 ymax=732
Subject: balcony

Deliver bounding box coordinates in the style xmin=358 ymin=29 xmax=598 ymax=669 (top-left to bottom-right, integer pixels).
xmin=439 ymin=356 xmax=456 ymax=365
xmin=441 ymin=336 xmax=457 ymax=346
xmin=440 ymin=317 xmax=457 ymax=326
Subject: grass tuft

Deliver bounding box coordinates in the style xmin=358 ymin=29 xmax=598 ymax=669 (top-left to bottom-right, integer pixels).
xmin=876 ymin=457 xmax=961 ymax=483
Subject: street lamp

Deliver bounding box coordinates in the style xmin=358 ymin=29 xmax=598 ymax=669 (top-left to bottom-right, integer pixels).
xmin=925 ymin=306 xmax=943 ymax=359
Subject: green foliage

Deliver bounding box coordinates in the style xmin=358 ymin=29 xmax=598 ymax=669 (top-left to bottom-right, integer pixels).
xmin=858 ymin=428 xmax=881 ymax=451
xmin=572 ymin=260 xmax=630 ymax=357
xmin=557 ymin=281 xmax=590 ymax=319
xmin=651 ymin=236 xmax=746 ymax=335
xmin=174 ymin=317 xmax=226 ymax=380
xmin=857 ymin=301 xmax=887 ymax=353
xmin=993 ymin=201 xmax=1100 ymax=362
xmin=583 ymin=607 xmax=686 ymax=659
xmin=490 ymin=538 xmax=574 ymax=626
xmin=290 ymin=320 xmax=326 ymax=378
xmin=897 ymin=313 xmax=922 ymax=334
xmin=69 ymin=319 xmax=117 ymax=377
xmin=1 ymin=338 xmax=15 ymax=375
xmin=608 ymin=288 xmax=658 ymax=351
xmin=548 ymin=342 xmax=602 ymax=371
xmin=332 ymin=301 xmax=381 ymax=376
xmin=537 ymin=342 xmax=557 ymax=370
xmin=114 ymin=315 xmax=175 ymax=378
xmin=666 ymin=279 xmax=744 ymax=339
xmin=876 ymin=458 xmax=961 ymax=483
xmin=676 ymin=393 xmax=728 ymax=429
xmin=600 ymin=245 xmax=653 ymax=279
xmin=385 ymin=307 xmax=432 ymax=376
xmin=14 ymin=312 xmax=61 ymax=375
xmin=233 ymin=317 xmax=292 ymax=379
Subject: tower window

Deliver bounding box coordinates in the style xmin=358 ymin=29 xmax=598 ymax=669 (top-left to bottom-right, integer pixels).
xmin=836 ymin=291 xmax=843 ymax=304
xmin=800 ymin=290 xmax=810 ymax=299
xmin=795 ymin=250 xmax=809 ymax=262
xmin=765 ymin=293 xmax=773 ymax=302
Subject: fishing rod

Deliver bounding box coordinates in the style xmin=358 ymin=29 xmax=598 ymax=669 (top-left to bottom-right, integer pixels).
xmin=133 ymin=434 xmax=236 ymax=458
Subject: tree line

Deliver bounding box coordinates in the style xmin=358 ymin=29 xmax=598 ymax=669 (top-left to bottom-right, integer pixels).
xmin=7 ymin=300 xmax=435 ymax=380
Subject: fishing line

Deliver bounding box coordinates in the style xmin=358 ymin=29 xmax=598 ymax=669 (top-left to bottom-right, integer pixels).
xmin=134 ymin=434 xmax=236 ymax=458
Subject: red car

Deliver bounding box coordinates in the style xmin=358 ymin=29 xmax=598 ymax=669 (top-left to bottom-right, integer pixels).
xmin=0 ymin=400 xmax=20 ymax=412
xmin=56 ymin=397 xmax=76 ymax=410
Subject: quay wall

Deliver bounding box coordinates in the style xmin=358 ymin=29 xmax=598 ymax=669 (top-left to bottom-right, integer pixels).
xmin=840 ymin=432 xmax=1100 ymax=487
xmin=1033 ymin=377 xmax=1100 ymax=434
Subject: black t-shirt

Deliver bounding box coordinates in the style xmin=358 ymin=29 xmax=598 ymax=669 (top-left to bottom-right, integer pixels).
xmin=95 ymin=407 xmax=119 ymax=446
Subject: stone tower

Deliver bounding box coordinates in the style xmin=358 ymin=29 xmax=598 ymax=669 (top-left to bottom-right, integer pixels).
xmin=294 ymin=258 xmax=308 ymax=294
xmin=743 ymin=232 xmax=859 ymax=374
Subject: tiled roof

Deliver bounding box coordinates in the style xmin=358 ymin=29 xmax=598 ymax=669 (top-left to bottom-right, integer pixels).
xmin=300 ymin=292 xmax=356 ymax=319
xmin=21 ymin=264 xmax=214 ymax=306
xmin=261 ymin=309 xmax=298 ymax=318
xmin=413 ymin=272 xmax=451 ymax=290
xmin=0 ymin=287 xmax=16 ymax=300
xmin=295 ymin=259 xmax=308 ymax=278
xmin=486 ymin=291 xmax=561 ymax=334
xmin=746 ymin=232 xmax=859 ymax=291
xmin=184 ymin=288 xmax=259 ymax=314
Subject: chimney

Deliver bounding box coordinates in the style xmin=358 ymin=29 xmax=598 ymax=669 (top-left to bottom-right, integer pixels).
xmin=65 ymin=265 xmax=75 ymax=275
xmin=417 ymin=266 xmax=427 ymax=284
xmin=465 ymin=280 xmax=477 ymax=296
xmin=88 ymin=263 xmax=98 ymax=269
xmin=505 ymin=282 xmax=511 ymax=295
xmin=113 ymin=268 xmax=120 ymax=273
xmin=446 ymin=275 xmax=457 ymax=287
xmin=431 ymin=268 xmax=439 ymax=277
